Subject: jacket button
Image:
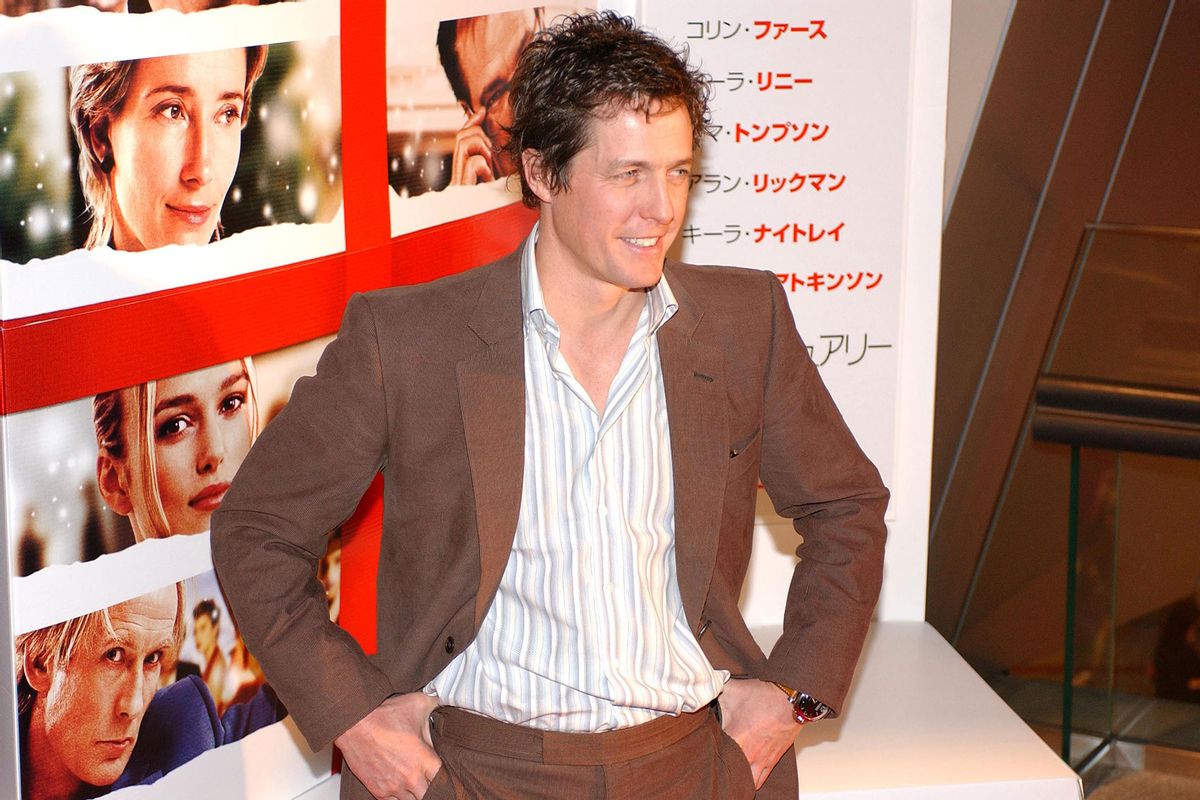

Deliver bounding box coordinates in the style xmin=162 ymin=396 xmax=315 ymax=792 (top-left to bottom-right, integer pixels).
xmin=444 ymin=636 xmax=456 ymax=654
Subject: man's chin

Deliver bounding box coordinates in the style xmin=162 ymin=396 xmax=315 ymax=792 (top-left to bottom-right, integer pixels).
xmin=79 ymin=747 xmax=136 ymax=786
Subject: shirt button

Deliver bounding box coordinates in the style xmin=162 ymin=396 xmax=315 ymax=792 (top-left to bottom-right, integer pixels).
xmin=444 ymin=636 xmax=456 ymax=654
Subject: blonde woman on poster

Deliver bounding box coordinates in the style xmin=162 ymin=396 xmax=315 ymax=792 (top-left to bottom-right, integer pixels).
xmin=69 ymin=46 xmax=267 ymax=251
xmin=93 ymin=359 xmax=259 ymax=540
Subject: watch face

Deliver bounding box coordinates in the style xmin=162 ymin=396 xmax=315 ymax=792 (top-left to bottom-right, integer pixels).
xmin=795 ymin=694 xmax=831 ymax=722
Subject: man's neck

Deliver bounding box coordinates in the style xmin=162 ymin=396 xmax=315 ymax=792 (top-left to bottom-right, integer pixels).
xmin=532 ymin=236 xmax=647 ymax=339
xmin=532 ymin=234 xmax=649 ymax=414
xmin=24 ymin=704 xmax=87 ymax=800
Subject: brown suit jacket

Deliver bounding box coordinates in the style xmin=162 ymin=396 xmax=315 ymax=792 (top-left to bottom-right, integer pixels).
xmin=211 ymin=245 xmax=888 ymax=795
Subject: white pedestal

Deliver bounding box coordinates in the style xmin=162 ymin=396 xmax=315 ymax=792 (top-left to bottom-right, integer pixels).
xmin=295 ymin=777 xmax=341 ymax=800
xmin=766 ymin=620 xmax=1083 ymax=799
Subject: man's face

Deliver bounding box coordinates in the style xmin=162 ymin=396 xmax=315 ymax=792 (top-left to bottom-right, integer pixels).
xmin=35 ymin=587 xmax=177 ymax=787
xmin=534 ymin=103 xmax=694 ymax=296
xmin=455 ymin=9 xmax=536 ymax=174
xmin=193 ymin=613 xmax=217 ymax=655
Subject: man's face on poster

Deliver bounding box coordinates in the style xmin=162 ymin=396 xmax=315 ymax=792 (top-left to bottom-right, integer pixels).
xmin=193 ymin=611 xmax=217 ymax=655
xmin=454 ymin=9 xmax=537 ymax=175
xmin=30 ymin=587 xmax=177 ymax=788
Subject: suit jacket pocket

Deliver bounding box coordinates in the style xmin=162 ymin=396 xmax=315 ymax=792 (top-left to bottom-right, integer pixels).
xmin=727 ymin=427 xmax=762 ymax=481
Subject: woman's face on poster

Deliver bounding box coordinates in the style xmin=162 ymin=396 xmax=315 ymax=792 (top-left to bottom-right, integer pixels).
xmin=105 ymin=49 xmax=248 ymax=251
xmin=149 ymin=0 xmax=262 ymax=10
xmin=151 ymin=361 xmax=253 ymax=533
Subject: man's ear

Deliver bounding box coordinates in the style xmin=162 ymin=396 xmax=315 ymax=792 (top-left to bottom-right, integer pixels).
xmin=97 ymin=454 xmax=132 ymax=516
xmin=521 ymin=149 xmax=554 ymax=204
xmin=24 ymin=650 xmax=52 ymax=694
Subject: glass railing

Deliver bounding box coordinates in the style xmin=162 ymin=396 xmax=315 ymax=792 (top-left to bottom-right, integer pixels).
xmin=953 ymin=224 xmax=1200 ymax=774
xmin=1033 ymin=377 xmax=1200 ymax=765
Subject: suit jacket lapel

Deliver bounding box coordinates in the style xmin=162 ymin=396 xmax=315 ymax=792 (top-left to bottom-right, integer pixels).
xmin=456 ymin=255 xmax=728 ymax=632
xmin=458 ymin=251 xmax=526 ymax=628
xmin=658 ymin=264 xmax=729 ymax=631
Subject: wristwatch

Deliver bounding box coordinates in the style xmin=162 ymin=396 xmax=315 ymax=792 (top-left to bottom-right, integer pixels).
xmin=769 ymin=681 xmax=832 ymax=725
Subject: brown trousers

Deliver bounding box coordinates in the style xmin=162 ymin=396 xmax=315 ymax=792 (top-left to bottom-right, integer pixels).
xmin=425 ymin=705 xmax=799 ymax=799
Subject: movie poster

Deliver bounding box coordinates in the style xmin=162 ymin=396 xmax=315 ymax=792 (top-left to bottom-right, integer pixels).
xmin=1 ymin=0 xmax=946 ymax=796
xmin=12 ymin=564 xmax=339 ymax=798
xmin=385 ymin=0 xmax=588 ymax=235
xmin=7 ymin=334 xmax=340 ymax=798
xmin=1 ymin=0 xmax=299 ymax=18
xmin=639 ymin=0 xmax=913 ymax=490
xmin=7 ymin=337 xmax=329 ymax=576
xmin=1 ymin=3 xmax=346 ymax=798
xmin=0 ymin=1 xmax=343 ymax=317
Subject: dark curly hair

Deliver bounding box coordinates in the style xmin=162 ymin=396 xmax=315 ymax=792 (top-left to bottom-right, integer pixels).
xmin=504 ymin=11 xmax=713 ymax=208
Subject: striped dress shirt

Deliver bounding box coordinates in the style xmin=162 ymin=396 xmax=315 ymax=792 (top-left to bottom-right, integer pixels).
xmin=427 ymin=229 xmax=728 ymax=731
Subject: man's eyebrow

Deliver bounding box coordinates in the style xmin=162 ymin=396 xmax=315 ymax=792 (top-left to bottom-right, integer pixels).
xmin=104 ymin=629 xmax=176 ymax=651
xmin=99 ymin=631 xmax=134 ymax=650
xmin=479 ymin=78 xmax=509 ymax=108
xmin=607 ymin=157 xmax=694 ymax=170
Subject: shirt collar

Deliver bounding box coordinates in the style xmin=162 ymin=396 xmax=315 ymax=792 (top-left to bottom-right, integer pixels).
xmin=520 ymin=222 xmax=678 ymax=338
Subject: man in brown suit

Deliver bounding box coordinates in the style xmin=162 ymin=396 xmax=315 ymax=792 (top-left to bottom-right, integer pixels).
xmin=212 ymin=12 xmax=887 ymax=800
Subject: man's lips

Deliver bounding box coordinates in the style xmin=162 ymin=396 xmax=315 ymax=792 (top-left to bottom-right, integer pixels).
xmin=95 ymin=737 xmax=134 ymax=758
xmin=190 ymin=481 xmax=230 ymax=512
xmin=166 ymin=204 xmax=215 ymax=226
xmin=619 ymin=236 xmax=663 ymax=249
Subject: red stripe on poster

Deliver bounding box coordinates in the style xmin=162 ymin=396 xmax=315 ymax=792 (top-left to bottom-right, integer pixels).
xmin=340 ymin=0 xmax=390 ymax=275
xmin=0 ymin=205 xmax=535 ymax=415
xmin=392 ymin=203 xmax=537 ymax=285
xmin=0 ymin=252 xmax=351 ymax=416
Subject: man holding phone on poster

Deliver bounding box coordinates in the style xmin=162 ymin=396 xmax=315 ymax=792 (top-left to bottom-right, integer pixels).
xmin=437 ymin=7 xmax=541 ymax=186
xmin=213 ymin=12 xmax=887 ymax=800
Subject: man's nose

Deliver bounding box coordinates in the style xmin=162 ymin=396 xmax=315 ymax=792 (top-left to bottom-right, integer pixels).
xmin=115 ymin=667 xmax=148 ymax=720
xmin=181 ymin=121 xmax=213 ymax=187
xmin=640 ymin=174 xmax=676 ymax=225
